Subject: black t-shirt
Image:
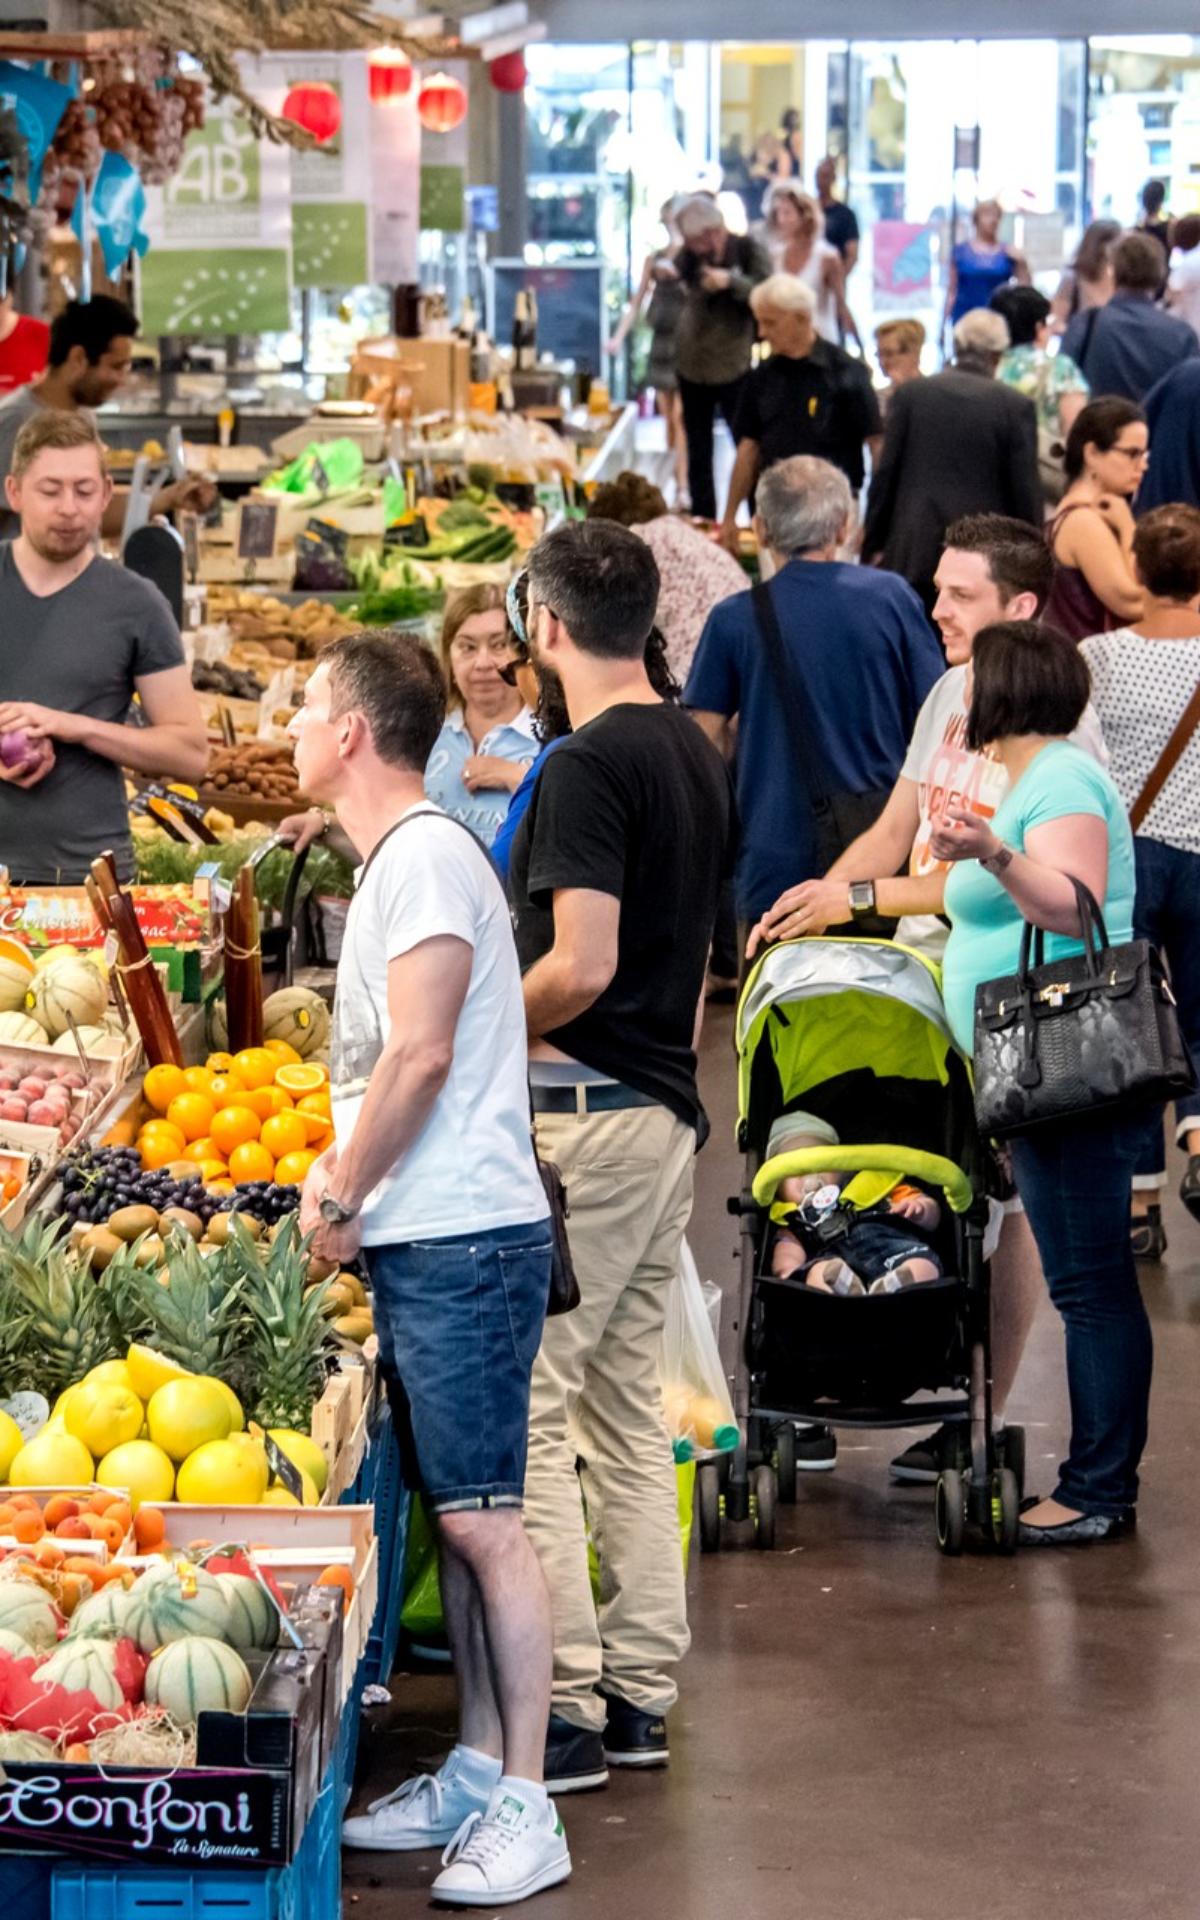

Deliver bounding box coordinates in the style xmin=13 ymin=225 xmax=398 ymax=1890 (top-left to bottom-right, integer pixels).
xmin=821 ymin=200 xmax=860 ymax=261
xmin=508 ymin=702 xmax=735 ymax=1134
xmin=735 ymin=342 xmax=882 ymax=489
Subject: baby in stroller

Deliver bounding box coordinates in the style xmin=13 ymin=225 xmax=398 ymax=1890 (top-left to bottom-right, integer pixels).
xmin=767 ymin=1113 xmax=944 ymax=1298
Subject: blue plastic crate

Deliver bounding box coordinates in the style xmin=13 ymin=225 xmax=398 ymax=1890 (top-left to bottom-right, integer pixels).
xmin=362 ymin=1420 xmax=407 ymax=1687
xmin=0 ymin=1854 xmax=53 ymax=1920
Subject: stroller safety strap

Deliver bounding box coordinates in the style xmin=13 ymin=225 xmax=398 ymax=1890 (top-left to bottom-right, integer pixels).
xmin=754 ymin=1144 xmax=975 ymax=1215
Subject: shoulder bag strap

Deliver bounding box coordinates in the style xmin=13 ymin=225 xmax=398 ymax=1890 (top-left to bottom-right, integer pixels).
xmin=358 ymin=807 xmax=497 ymax=887
xmin=750 ymin=581 xmax=832 ymax=813
xmin=1075 ymin=300 xmax=1101 ymax=380
xmin=1129 ymin=681 xmax=1200 ymax=832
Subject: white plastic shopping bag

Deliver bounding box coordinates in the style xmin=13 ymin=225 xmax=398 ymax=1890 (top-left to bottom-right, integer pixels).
xmin=659 ymin=1238 xmax=738 ymax=1460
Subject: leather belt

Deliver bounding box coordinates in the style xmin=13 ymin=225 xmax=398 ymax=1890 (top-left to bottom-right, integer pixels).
xmin=530 ymin=1082 xmax=658 ymax=1116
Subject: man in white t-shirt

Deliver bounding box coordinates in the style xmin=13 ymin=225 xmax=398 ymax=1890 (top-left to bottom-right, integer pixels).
xmin=749 ymin=515 xmax=1100 ymax=1483
xmin=289 ymin=635 xmax=567 ymax=1909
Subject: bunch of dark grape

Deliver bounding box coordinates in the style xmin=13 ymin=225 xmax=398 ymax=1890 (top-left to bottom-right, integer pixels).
xmin=58 ymin=1145 xmax=224 ymax=1229
xmin=212 ymin=1182 xmax=302 ymax=1228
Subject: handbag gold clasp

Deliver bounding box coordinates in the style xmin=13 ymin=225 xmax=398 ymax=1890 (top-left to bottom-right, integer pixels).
xmin=1037 ymin=981 xmax=1072 ymax=1006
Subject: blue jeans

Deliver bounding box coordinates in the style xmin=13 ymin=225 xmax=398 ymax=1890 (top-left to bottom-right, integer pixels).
xmin=1131 ymin=835 xmax=1200 ymax=1185
xmin=365 ymin=1220 xmax=552 ymax=1513
xmin=1011 ymin=1110 xmax=1151 ymax=1515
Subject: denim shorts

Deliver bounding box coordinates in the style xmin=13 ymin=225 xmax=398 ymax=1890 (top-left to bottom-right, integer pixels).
xmin=365 ymin=1220 xmax=552 ymax=1513
xmin=830 ymin=1218 xmax=943 ymax=1283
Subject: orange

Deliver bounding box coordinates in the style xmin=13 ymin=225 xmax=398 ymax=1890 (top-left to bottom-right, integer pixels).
xmin=275 ymin=1063 xmax=328 ymax=1097
xmin=166 ymin=1092 xmax=216 ymax=1143
xmin=274 ymin=1148 xmax=317 ymax=1186
xmin=184 ymin=1136 xmax=222 ymax=1165
xmin=198 ymin=1160 xmax=230 ymax=1183
xmin=140 ymin=1118 xmax=186 ymax=1149
xmin=208 ymin=1072 xmax=246 ymax=1106
xmin=182 ymin=1066 xmax=217 ymax=1098
xmin=140 ymin=1132 xmax=186 ymax=1172
xmin=233 ymin=1048 xmax=278 ymax=1092
xmin=297 ymin=1089 xmax=331 ymax=1121
xmin=206 ymin=1052 xmax=236 ymax=1074
xmin=260 ymin=1111 xmax=307 ymax=1160
xmin=143 ymin=1064 xmax=187 ymax=1114
xmin=311 ymin=1126 xmax=335 ymax=1155
xmin=228 ymin=1140 xmax=275 ymax=1184
xmin=211 ymin=1106 xmax=262 ymax=1157
xmin=263 ymin=1039 xmax=303 ymax=1065
xmin=239 ymin=1086 xmax=291 ymax=1121
xmin=295 ymin=1111 xmax=332 ymax=1145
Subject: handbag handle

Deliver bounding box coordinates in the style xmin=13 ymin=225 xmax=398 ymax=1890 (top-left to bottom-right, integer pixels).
xmin=1017 ymin=876 xmax=1111 ymax=983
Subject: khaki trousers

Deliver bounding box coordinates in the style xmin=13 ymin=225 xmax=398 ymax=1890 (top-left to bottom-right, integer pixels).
xmin=525 ymin=1102 xmax=696 ymax=1731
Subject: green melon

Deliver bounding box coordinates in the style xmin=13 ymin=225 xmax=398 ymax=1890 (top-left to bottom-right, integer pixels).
xmin=262 ymin=987 xmax=330 ymax=1059
xmin=129 ymin=1562 xmax=231 ymax=1653
xmin=214 ymin=1573 xmax=279 ymax=1652
xmin=144 ymin=1635 xmax=252 ymax=1724
xmin=33 ymin=1637 xmax=124 ymax=1708
xmin=67 ymin=1585 xmax=144 ymax=1642
xmin=0 ymin=1586 xmax=60 ymax=1651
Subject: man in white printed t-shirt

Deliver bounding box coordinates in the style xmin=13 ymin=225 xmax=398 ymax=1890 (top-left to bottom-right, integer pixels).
xmin=289 ymin=634 xmax=569 ymax=1909
xmin=749 ymin=514 xmax=1109 ymax=1486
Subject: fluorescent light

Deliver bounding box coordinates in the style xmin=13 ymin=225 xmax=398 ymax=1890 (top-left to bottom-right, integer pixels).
xmin=481 ymin=21 xmax=546 ymax=58
xmin=460 ymin=3 xmax=528 ymax=45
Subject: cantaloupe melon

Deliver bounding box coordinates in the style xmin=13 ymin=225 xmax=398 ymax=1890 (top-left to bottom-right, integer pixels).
xmin=130 ymin=1562 xmax=231 ymax=1653
xmin=0 ymin=1730 xmax=58 ymax=1759
xmin=0 ymin=1627 xmax=36 ymax=1659
xmin=262 ymin=988 xmax=330 ymax=1060
xmin=0 ymin=939 xmax=35 ymax=1014
xmin=144 ymin=1635 xmax=252 ymax=1724
xmin=0 ymin=1586 xmax=61 ymax=1652
xmin=0 ymin=1010 xmax=46 ymax=1046
xmin=27 ymin=960 xmax=107 ymax=1039
xmin=214 ymin=1573 xmax=279 ymax=1652
xmin=52 ymin=1025 xmax=122 ymax=1056
xmin=67 ymin=1585 xmax=144 ymax=1642
xmin=33 ymin=1637 xmax=125 ymax=1709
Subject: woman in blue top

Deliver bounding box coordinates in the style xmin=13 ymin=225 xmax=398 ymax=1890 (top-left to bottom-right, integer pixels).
xmin=945 ymin=199 xmax=1028 ymax=330
xmin=935 ymin=620 xmax=1148 ymax=1548
xmin=423 ymin=584 xmax=537 ymax=847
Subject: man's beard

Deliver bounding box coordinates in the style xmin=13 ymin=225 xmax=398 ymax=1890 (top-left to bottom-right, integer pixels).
xmin=27 ymin=526 xmax=94 ymax=563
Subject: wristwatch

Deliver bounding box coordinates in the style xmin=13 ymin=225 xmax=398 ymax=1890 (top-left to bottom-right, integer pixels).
xmin=318 ymin=1194 xmax=359 ymax=1227
xmin=848 ymin=880 xmax=877 ymax=920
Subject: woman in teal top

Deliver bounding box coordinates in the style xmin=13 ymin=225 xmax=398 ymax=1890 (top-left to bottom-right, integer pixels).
xmin=933 ymin=621 xmax=1149 ymax=1548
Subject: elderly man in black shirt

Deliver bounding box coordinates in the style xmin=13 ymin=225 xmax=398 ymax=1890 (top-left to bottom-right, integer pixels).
xmin=718 ymin=273 xmax=882 ymax=552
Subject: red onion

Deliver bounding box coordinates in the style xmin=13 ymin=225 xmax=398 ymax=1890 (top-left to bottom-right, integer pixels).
xmin=0 ymin=731 xmax=48 ymax=774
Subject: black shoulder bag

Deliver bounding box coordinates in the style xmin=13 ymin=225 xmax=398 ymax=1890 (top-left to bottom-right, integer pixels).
xmin=358 ymin=810 xmax=579 ymax=1315
xmin=750 ymin=581 xmax=897 ymax=935
xmin=972 ymin=877 xmax=1195 ymax=1141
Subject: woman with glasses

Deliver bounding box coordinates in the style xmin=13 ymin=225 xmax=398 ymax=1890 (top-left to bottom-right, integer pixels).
xmin=423 ymin=584 xmax=536 ymax=847
xmin=1044 ymin=397 xmax=1148 ymax=641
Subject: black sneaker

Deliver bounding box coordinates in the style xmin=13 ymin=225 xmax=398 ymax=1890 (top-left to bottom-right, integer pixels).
xmin=890 ymin=1421 xmax=957 ymax=1484
xmin=795 ymin=1424 xmax=837 ymax=1472
xmin=1131 ymin=1205 xmax=1168 ymax=1262
xmin=1182 ymin=1158 xmax=1200 ymax=1224
xmin=598 ymin=1688 xmax=668 ymax=1769
xmin=544 ymin=1714 xmax=609 ymax=1794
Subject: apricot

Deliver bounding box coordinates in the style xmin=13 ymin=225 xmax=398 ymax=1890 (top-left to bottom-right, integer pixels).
xmin=43 ymin=1496 xmax=80 ymax=1529
xmin=12 ymin=1510 xmax=45 ymax=1544
xmin=56 ymin=1516 xmax=91 ymax=1540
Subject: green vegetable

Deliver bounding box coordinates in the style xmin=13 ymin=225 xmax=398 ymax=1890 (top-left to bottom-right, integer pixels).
xmin=439 ymin=501 xmax=493 ymax=531
xmin=134 ymin=835 xmax=354 ymax=905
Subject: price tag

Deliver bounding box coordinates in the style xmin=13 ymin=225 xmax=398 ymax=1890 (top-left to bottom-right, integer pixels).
xmin=262 ymin=1432 xmax=305 ymax=1503
xmin=1 ymin=1391 xmax=48 ymax=1439
xmin=305 ymin=516 xmax=349 ymax=556
xmin=237 ymin=501 xmax=278 ymax=560
xmin=383 ymin=516 xmax=430 ymax=549
xmin=103 ymin=931 xmax=119 ymax=968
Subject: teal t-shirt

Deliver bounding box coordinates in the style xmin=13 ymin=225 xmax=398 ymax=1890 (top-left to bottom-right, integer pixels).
xmin=942 ymin=741 xmax=1136 ymax=1055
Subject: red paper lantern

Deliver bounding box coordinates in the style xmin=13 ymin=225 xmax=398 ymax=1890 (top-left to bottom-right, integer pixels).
xmin=282 ymin=81 xmax=342 ymax=145
xmin=369 ymin=49 xmax=414 ymax=102
xmin=489 ymin=52 xmax=527 ymax=93
xmin=417 ymin=70 xmax=468 ymax=134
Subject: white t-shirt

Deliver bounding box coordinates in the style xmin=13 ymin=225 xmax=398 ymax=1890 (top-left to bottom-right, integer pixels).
xmin=895 ymin=665 xmax=1109 ymax=957
xmin=1080 ymin=629 xmax=1200 ymax=855
xmin=330 ymin=805 xmax=547 ymax=1245
xmin=1169 ymin=246 xmax=1200 ymax=339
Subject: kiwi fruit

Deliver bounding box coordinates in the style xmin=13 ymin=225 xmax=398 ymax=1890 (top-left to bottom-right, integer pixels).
xmin=133 ymin=1234 xmax=166 ymax=1270
xmin=159 ymin=1208 xmax=204 ymax=1243
xmin=107 ymin=1204 xmax=161 ymax=1243
xmin=79 ymin=1225 xmax=123 ymax=1271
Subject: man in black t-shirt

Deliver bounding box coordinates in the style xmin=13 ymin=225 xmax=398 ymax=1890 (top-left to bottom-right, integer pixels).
xmin=816 ymin=156 xmax=860 ymax=275
xmin=509 ymin=520 xmax=733 ymax=1795
xmin=718 ymin=273 xmax=882 ymax=552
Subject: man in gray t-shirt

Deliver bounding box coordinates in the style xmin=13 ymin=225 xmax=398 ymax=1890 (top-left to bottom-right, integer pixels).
xmin=0 ymin=410 xmax=206 ymax=883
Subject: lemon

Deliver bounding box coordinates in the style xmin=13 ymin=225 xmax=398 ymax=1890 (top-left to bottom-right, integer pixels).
xmin=65 ymin=1380 xmax=144 ymax=1458
xmin=199 ymin=1377 xmax=244 ymax=1434
xmin=147 ymin=1380 xmax=232 ymax=1463
xmin=10 ymin=1430 xmax=93 ymax=1487
xmin=46 ymin=1384 xmax=81 ymax=1433
xmin=262 ymin=1486 xmax=300 ymax=1507
xmin=0 ymin=1409 xmax=23 ymax=1482
xmin=126 ymin=1344 xmax=193 ymax=1402
xmin=85 ymin=1359 xmax=140 ymax=1399
xmin=96 ymin=1439 xmax=176 ymax=1510
xmin=176 ymin=1437 xmax=268 ymax=1505
xmin=266 ymin=1430 xmax=328 ymax=1497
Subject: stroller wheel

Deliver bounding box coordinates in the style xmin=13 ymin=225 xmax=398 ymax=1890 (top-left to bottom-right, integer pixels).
xmin=774 ymin=1424 xmax=797 ymax=1504
xmin=751 ymin=1464 xmax=777 ymax=1550
xmin=1001 ymin=1425 xmax=1027 ymax=1500
xmin=934 ymin=1469 xmax=966 ymax=1556
xmin=698 ymin=1462 xmax=722 ymax=1554
xmin=990 ymin=1466 xmax=1020 ymax=1555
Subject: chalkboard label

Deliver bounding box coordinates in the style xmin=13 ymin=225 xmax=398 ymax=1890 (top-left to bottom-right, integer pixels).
xmin=237 ymin=501 xmax=278 ymax=560
xmin=384 ymin=516 xmax=430 ymax=549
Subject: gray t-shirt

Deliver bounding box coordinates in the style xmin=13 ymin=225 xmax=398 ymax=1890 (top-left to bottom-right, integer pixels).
xmin=0 ymin=545 xmax=183 ymax=882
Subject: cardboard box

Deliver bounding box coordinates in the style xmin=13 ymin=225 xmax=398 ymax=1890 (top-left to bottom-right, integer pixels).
xmin=353 ymin=333 xmax=471 ymax=418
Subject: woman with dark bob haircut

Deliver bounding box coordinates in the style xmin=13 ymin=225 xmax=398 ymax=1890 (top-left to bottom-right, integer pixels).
xmin=1044 ymin=396 xmax=1148 ymax=640
xmin=934 ymin=619 xmax=1148 ymax=1547
xmin=1082 ymin=505 xmax=1200 ymax=1254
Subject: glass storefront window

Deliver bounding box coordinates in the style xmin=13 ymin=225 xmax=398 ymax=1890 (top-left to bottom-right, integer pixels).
xmin=1088 ymin=37 xmax=1200 ymax=222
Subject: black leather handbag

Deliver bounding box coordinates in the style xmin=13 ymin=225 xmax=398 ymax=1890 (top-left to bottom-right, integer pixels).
xmin=973 ymin=878 xmax=1196 ymax=1140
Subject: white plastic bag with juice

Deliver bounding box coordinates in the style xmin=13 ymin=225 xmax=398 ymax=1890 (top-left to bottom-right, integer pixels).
xmin=659 ymin=1239 xmax=738 ymax=1461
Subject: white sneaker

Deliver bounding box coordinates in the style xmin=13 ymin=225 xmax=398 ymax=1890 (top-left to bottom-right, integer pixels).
xmin=341 ymin=1764 xmax=489 ymax=1852
xmin=432 ymin=1787 xmax=571 ymax=1906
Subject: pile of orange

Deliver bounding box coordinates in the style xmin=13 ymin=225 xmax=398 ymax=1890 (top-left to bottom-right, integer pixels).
xmin=139 ymin=1046 xmax=332 ymax=1190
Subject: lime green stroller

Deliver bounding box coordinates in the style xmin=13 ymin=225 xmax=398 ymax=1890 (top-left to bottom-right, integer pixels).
xmin=701 ymin=936 xmax=1025 ymax=1556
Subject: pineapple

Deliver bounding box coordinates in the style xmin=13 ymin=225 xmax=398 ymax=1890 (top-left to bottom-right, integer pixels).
xmin=128 ymin=1233 xmax=245 ymax=1380
xmin=230 ymin=1216 xmax=334 ymax=1431
xmin=0 ymin=1219 xmax=120 ymax=1398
